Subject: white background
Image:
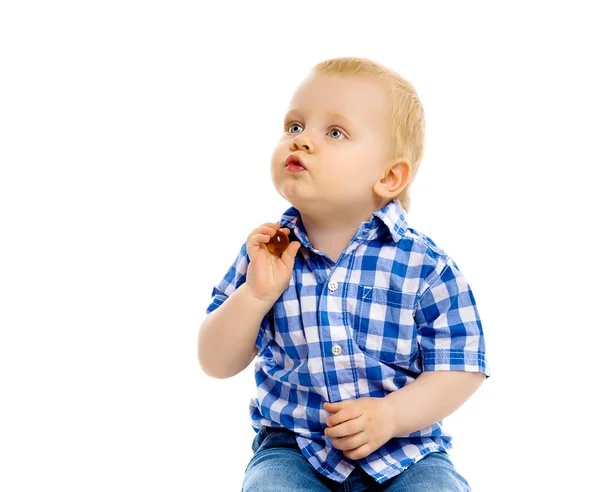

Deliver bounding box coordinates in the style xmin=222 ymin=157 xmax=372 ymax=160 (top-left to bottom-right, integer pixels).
xmin=1 ymin=1 xmax=598 ymax=490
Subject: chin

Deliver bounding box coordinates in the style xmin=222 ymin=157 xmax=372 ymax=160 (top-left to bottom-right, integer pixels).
xmin=280 ymin=193 xmax=301 ymax=208
xmin=277 ymin=189 xmax=306 ymax=210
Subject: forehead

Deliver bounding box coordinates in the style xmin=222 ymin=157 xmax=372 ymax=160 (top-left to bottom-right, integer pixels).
xmin=285 ymin=74 xmax=388 ymax=130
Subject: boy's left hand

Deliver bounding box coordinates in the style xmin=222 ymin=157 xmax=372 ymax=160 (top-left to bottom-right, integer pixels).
xmin=323 ymin=397 xmax=395 ymax=460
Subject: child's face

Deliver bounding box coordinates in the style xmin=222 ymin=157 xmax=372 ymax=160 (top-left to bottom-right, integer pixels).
xmin=271 ymin=73 xmax=392 ymax=219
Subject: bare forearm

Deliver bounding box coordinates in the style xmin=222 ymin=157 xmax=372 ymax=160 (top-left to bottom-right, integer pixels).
xmin=383 ymin=370 xmax=486 ymax=437
xmin=198 ymin=284 xmax=273 ymax=379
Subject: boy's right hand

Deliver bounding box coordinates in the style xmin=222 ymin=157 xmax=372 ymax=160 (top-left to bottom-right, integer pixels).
xmin=245 ymin=222 xmax=302 ymax=304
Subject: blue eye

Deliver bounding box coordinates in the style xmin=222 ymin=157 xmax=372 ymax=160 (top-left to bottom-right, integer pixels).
xmin=329 ymin=128 xmax=345 ymax=139
xmin=286 ymin=122 xmax=346 ymax=139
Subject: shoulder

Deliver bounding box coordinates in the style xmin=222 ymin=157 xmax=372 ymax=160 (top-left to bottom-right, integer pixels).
xmin=391 ymin=227 xmax=458 ymax=297
xmin=402 ymin=227 xmax=452 ymax=261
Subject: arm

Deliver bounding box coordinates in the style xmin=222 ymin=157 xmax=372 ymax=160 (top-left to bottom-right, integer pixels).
xmin=383 ymin=370 xmax=486 ymax=437
xmin=389 ymin=258 xmax=490 ymax=435
xmin=198 ymin=283 xmax=273 ymax=379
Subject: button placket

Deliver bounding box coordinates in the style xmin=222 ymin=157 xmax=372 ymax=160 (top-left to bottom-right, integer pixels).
xmin=327 ymin=279 xmax=342 ymax=356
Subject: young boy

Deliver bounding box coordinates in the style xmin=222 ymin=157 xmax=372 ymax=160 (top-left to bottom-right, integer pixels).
xmin=199 ymin=57 xmax=490 ymax=491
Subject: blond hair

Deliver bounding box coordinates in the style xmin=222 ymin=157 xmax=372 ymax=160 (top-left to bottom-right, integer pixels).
xmin=312 ymin=57 xmax=425 ymax=213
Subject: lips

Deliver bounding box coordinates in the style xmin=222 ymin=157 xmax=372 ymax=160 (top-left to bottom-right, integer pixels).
xmin=285 ymin=154 xmax=305 ymax=169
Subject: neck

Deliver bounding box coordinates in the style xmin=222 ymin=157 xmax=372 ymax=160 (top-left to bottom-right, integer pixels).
xmin=298 ymin=200 xmax=385 ymax=263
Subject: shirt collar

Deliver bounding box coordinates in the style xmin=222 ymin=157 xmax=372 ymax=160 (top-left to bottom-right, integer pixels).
xmin=278 ymin=200 xmax=408 ymax=250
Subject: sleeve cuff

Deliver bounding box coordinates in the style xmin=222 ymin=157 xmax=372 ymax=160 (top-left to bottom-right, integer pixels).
xmin=421 ymin=349 xmax=490 ymax=377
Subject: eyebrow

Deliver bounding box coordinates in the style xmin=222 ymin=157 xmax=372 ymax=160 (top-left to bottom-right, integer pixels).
xmin=283 ymin=109 xmax=357 ymax=128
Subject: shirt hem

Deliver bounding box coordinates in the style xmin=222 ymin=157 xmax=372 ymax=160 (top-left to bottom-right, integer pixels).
xmin=372 ymin=446 xmax=449 ymax=484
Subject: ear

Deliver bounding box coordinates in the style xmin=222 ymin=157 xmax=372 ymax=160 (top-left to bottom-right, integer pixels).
xmin=373 ymin=158 xmax=411 ymax=199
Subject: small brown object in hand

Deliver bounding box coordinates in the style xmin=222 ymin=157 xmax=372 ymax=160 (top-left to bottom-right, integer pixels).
xmin=267 ymin=229 xmax=290 ymax=256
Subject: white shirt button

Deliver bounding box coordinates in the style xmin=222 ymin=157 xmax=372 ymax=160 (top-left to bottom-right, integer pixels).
xmin=332 ymin=343 xmax=342 ymax=356
xmin=328 ymin=281 xmax=338 ymax=292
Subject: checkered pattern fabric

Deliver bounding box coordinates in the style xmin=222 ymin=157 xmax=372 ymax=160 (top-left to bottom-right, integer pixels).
xmin=206 ymin=200 xmax=490 ymax=484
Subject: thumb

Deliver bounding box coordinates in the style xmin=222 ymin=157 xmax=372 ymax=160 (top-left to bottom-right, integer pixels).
xmin=280 ymin=241 xmax=301 ymax=270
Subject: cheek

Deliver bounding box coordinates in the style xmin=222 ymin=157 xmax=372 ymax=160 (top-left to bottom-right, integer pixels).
xmin=271 ymin=141 xmax=289 ymax=166
xmin=327 ymin=157 xmax=369 ymax=182
xmin=270 ymin=149 xmax=283 ymax=172
xmin=270 ymin=147 xmax=290 ymax=187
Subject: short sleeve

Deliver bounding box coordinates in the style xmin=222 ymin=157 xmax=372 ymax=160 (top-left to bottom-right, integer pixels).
xmin=205 ymin=241 xmax=273 ymax=355
xmin=415 ymin=259 xmax=490 ymax=377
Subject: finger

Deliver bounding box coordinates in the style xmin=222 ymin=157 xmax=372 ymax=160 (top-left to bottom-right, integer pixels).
xmin=247 ymin=225 xmax=277 ymax=243
xmin=324 ymin=401 xmax=348 ymax=408
xmin=280 ymin=241 xmax=301 ymax=269
xmin=262 ymin=222 xmax=281 ymax=230
xmin=247 ymin=233 xmax=273 ymax=259
xmin=324 ymin=401 xmax=354 ymax=426
xmin=258 ymin=225 xmax=277 ymax=237
xmin=343 ymin=442 xmax=372 ymax=460
xmin=330 ymin=431 xmax=367 ymax=452
xmin=248 ymin=222 xmax=278 ymax=237
xmin=250 ymin=233 xmax=272 ymax=245
xmin=325 ymin=417 xmax=361 ymax=438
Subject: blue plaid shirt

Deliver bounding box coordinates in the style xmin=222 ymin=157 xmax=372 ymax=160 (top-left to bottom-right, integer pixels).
xmin=205 ymin=200 xmax=490 ymax=484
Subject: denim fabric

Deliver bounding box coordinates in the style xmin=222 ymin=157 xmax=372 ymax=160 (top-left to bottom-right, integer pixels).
xmin=242 ymin=427 xmax=471 ymax=492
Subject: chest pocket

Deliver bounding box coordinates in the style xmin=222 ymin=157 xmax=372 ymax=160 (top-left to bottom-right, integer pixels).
xmin=354 ymin=284 xmax=418 ymax=367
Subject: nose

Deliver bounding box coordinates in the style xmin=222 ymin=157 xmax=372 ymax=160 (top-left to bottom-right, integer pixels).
xmin=291 ymin=133 xmax=313 ymax=153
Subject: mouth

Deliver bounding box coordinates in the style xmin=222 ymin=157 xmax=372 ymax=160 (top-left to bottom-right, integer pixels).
xmin=285 ymin=154 xmax=306 ymax=172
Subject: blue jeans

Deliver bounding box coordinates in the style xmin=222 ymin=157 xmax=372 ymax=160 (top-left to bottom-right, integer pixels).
xmin=242 ymin=426 xmax=471 ymax=492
